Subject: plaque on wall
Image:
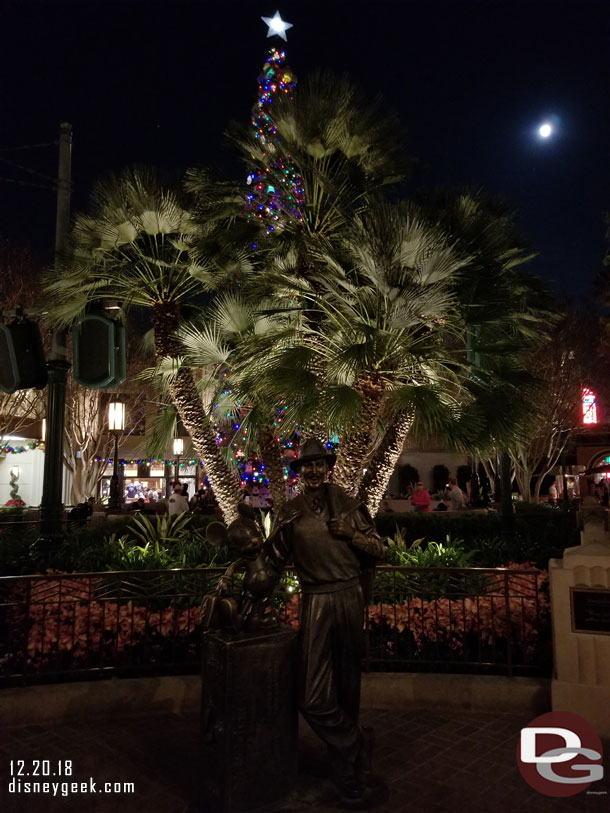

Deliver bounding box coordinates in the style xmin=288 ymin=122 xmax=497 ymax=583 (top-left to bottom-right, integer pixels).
xmin=571 ymin=587 xmax=610 ymax=634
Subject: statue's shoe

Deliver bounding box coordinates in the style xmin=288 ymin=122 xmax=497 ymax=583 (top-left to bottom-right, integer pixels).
xmin=330 ymin=758 xmax=364 ymax=803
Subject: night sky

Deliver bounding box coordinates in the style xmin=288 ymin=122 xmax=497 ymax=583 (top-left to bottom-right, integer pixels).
xmin=2 ymin=0 xmax=609 ymax=296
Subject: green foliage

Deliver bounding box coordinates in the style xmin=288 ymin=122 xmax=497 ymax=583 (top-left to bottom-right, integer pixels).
xmin=378 ymin=529 xmax=490 ymax=600
xmin=514 ymin=501 xmax=556 ymax=514
xmin=1 ymin=503 xmax=576 ymax=576
xmin=102 ymin=530 xmax=230 ymax=571
xmin=384 ymin=528 xmax=475 ymax=568
xmin=1 ymin=515 xmax=229 ymax=575
xmin=128 ymin=513 xmax=194 ymax=547
xmin=375 ymin=510 xmax=578 ymax=569
xmin=106 ymin=534 xmax=175 ymax=570
xmin=0 ymin=526 xmax=39 ymax=574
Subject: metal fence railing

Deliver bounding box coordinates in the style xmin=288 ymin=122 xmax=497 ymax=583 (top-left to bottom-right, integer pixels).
xmin=0 ymin=565 xmax=550 ymax=686
xmin=0 ymin=569 xmax=225 ymax=686
xmin=362 ymin=566 xmax=550 ymax=676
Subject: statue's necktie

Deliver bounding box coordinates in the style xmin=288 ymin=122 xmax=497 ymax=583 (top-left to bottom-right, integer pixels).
xmin=310 ymin=496 xmax=324 ymax=514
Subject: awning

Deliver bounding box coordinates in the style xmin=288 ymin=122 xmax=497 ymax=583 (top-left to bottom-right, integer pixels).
xmin=549 ymin=465 xmax=586 ymax=476
xmin=583 ymin=464 xmax=610 ymax=475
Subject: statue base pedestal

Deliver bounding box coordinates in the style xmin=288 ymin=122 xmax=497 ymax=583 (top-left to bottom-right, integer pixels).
xmin=201 ymin=627 xmax=298 ymax=812
xmin=552 ymin=681 xmax=610 ymax=737
xmin=550 ymin=534 xmax=610 ymax=737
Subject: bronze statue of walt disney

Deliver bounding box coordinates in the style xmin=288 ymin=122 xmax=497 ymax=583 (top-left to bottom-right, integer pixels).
xmin=205 ymin=438 xmax=385 ymax=802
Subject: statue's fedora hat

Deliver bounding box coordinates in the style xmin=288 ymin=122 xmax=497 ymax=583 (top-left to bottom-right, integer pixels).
xmin=290 ymin=438 xmax=336 ymax=473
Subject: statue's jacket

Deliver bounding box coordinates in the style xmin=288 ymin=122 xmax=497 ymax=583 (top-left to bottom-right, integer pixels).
xmin=248 ymin=483 xmax=385 ymax=600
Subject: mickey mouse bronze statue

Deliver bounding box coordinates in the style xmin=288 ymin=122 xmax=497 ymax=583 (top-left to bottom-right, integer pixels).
xmin=200 ymin=503 xmax=279 ymax=633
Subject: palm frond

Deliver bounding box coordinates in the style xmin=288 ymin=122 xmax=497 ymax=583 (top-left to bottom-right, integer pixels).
xmin=145 ymin=405 xmax=177 ymax=460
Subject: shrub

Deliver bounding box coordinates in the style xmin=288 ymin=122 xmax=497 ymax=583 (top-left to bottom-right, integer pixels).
xmin=379 ymin=529 xmax=488 ymax=600
xmin=1 ymin=502 xmax=26 ymax=512
xmin=514 ymin=501 xmax=556 ymax=514
xmin=374 ymin=510 xmax=578 ymax=569
xmin=104 ymin=534 xmax=230 ymax=571
xmin=3 ymin=514 xmax=230 ymax=575
xmin=0 ymin=525 xmax=39 ymax=575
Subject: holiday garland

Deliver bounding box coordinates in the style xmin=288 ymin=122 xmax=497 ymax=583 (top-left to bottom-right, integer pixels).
xmin=0 ymin=440 xmax=42 ymax=455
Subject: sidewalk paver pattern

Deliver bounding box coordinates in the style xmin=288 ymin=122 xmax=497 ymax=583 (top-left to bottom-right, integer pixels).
xmin=1 ymin=709 xmax=608 ymax=812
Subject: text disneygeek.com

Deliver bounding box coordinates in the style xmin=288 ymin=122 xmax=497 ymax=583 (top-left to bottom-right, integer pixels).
xmin=7 ymin=760 xmax=134 ymax=797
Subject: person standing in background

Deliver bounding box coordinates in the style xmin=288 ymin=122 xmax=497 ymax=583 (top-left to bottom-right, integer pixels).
xmin=168 ymin=482 xmax=190 ymax=514
xmin=448 ymin=478 xmax=465 ymax=510
xmin=411 ymin=481 xmax=431 ymax=512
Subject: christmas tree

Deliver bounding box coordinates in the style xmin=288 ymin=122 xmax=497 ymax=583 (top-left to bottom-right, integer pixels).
xmin=245 ymin=16 xmax=304 ymax=231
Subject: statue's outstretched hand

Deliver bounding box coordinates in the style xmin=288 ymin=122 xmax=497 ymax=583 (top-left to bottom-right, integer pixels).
xmin=328 ymin=518 xmax=354 ymax=540
xmin=217 ymin=575 xmax=233 ymax=596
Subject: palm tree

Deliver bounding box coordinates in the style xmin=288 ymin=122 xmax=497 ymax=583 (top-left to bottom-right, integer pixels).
xmin=45 ymin=167 xmax=243 ymax=522
xmin=231 ymin=202 xmax=470 ymax=513
xmin=188 ymin=72 xmax=409 ymax=442
xmin=416 ymin=192 xmax=558 ymax=500
xmin=226 ymin=71 xmax=409 ymax=245
xmin=307 ymin=203 xmax=470 ymax=508
xmin=178 ymin=293 xmax=301 ymax=513
xmin=242 ymin=194 xmax=551 ymax=514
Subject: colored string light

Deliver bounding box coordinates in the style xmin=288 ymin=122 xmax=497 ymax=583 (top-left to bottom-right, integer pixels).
xmin=0 ymin=440 xmax=42 ymax=454
xmin=246 ymin=48 xmax=304 ymax=230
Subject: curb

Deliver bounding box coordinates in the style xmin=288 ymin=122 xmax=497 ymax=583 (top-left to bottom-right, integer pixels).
xmin=1 ymin=672 xmax=550 ymax=726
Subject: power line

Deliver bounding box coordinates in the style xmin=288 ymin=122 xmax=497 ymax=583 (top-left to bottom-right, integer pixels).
xmin=0 ymin=155 xmax=59 ymax=184
xmin=0 ymin=141 xmax=57 ymax=153
xmin=0 ymin=175 xmax=55 ymax=192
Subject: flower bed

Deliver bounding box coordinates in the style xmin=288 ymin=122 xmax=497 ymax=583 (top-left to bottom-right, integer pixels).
xmin=278 ymin=563 xmax=550 ymax=673
xmin=0 ymin=565 xmax=551 ymax=683
xmin=0 ymin=570 xmax=216 ymax=681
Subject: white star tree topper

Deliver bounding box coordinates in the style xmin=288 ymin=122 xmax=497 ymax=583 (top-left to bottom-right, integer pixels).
xmin=261 ymin=10 xmax=293 ymax=41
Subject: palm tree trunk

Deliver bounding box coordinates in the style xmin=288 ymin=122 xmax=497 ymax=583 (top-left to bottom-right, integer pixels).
xmin=152 ymin=303 xmax=242 ymax=524
xmin=257 ymin=424 xmax=288 ymax=513
xmin=301 ymin=331 xmax=329 ymax=443
xmin=333 ymin=374 xmax=386 ymax=497
xmin=357 ymin=410 xmax=414 ymax=515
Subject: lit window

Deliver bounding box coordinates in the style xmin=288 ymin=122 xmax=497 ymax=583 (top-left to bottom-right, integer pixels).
xmin=582 ymin=388 xmax=598 ymax=424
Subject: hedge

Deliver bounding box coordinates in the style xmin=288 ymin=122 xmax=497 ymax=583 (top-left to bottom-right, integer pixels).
xmin=373 ymin=510 xmax=579 ymax=569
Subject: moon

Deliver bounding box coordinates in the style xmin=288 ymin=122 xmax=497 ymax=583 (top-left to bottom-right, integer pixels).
xmin=538 ymin=123 xmax=552 ymax=138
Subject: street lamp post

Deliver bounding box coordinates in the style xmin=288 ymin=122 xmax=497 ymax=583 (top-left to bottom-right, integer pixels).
xmin=173 ymin=437 xmax=183 ymax=486
xmin=107 ymin=401 xmax=125 ymax=513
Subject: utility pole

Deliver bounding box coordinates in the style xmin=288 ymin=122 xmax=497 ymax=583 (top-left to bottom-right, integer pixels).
xmin=38 ymin=123 xmax=72 ymax=543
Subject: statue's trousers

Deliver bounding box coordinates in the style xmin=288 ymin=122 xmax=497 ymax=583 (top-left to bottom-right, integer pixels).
xmin=298 ymin=582 xmax=364 ymax=765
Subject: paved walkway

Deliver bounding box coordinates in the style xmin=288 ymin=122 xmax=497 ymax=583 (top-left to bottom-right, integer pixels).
xmin=1 ymin=709 xmax=608 ymax=812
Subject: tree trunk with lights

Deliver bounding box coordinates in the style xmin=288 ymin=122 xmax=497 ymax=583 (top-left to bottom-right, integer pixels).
xmin=332 ymin=374 xmax=386 ymax=497
xmin=257 ymin=423 xmax=288 ymax=513
xmin=152 ymin=303 xmax=242 ymax=524
xmin=300 ymin=319 xmax=329 ymax=443
xmin=357 ymin=409 xmax=415 ymax=515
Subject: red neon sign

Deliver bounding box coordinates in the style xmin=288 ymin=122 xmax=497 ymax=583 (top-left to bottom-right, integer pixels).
xmin=582 ymin=388 xmax=598 ymax=424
